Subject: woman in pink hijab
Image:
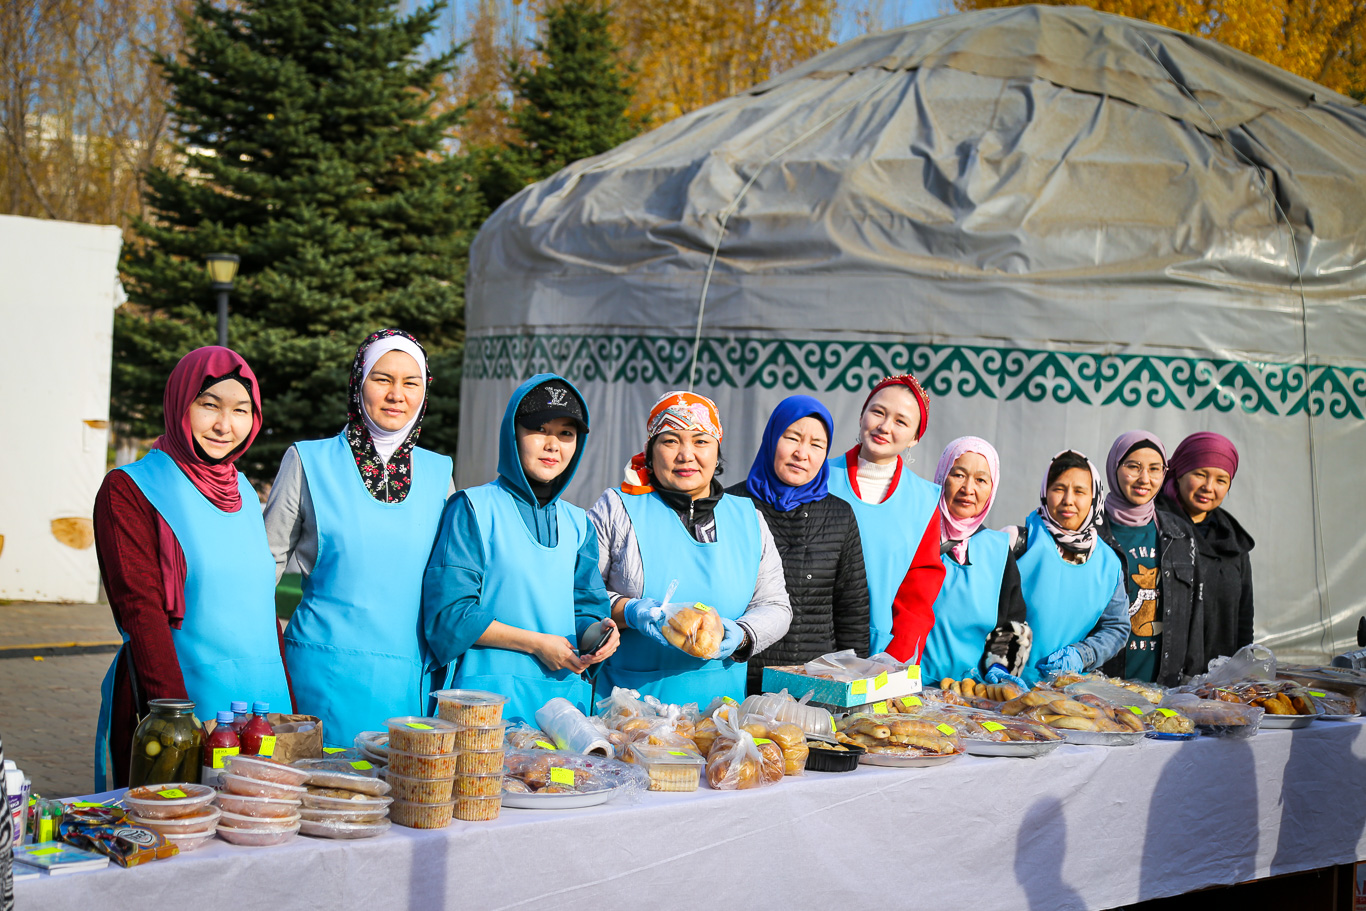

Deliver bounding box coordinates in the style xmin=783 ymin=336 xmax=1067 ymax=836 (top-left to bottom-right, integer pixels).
xmin=1160 ymin=431 xmax=1254 ymax=667
xmin=920 ymin=437 xmax=1030 ymax=685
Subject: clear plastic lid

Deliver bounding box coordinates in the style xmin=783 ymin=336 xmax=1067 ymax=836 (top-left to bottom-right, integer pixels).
xmin=224 ymin=754 xmax=310 ymax=787
xmin=429 ymin=689 xmax=509 ymax=707
xmin=385 ymin=716 xmax=460 ymax=734
xmin=123 ymin=783 xmax=217 ymax=817
xmin=354 ymin=731 xmax=390 ymax=755
xmin=127 ymin=805 xmax=221 ymax=829
xmin=738 ymin=693 xmax=834 ymax=735
xmin=219 ymin=770 xmax=307 ymax=798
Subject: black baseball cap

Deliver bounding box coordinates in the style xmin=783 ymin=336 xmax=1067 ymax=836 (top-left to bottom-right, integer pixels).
xmin=515 ymin=378 xmax=589 ymax=434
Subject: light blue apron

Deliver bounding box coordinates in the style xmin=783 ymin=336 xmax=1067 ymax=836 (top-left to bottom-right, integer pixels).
xmin=95 ymin=449 xmax=291 ymax=788
xmin=595 ymin=491 xmax=761 ymax=708
xmin=1017 ymin=511 xmax=1121 ymax=684
xmin=921 ymin=529 xmax=1009 ymax=683
xmin=827 ymin=453 xmax=941 ymax=654
xmin=285 ymin=431 xmax=451 ymax=747
xmin=444 ymin=483 xmax=592 ymax=725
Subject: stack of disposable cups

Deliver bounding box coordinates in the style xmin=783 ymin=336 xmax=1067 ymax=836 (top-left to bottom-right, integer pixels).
xmin=384 ymin=717 xmax=460 ymax=828
xmin=433 ymin=690 xmax=508 ymax=821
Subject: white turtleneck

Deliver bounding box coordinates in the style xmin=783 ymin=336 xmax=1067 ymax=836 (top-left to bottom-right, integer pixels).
xmin=855 ymin=456 xmax=897 ymax=504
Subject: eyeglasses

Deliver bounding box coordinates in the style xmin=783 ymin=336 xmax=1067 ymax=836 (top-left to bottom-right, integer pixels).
xmin=1120 ymin=461 xmax=1166 ymax=478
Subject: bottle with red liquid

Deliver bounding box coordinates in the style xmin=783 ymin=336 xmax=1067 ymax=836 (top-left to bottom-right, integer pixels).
xmin=201 ymin=710 xmax=241 ymax=787
xmin=229 ymin=701 xmax=249 ymax=735
xmin=239 ymin=702 xmax=277 ymax=758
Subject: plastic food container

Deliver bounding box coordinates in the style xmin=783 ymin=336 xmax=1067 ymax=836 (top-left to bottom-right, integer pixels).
xmin=627 ymin=744 xmax=705 ymax=792
xmin=299 ymin=805 xmax=389 ymax=824
xmin=386 ymin=772 xmax=454 ymax=804
xmin=214 ymin=792 xmax=302 ymax=819
xmin=299 ymin=817 xmax=392 ymax=840
xmin=455 ymin=749 xmax=505 ymax=775
xmin=220 ymin=770 xmax=307 ymax=801
xmin=454 ymin=723 xmax=507 ymax=752
xmin=803 ymin=739 xmax=865 ymax=773
xmin=454 ymin=773 xmax=502 ymax=798
xmin=739 ymin=694 xmax=835 ymax=736
xmin=385 ymin=717 xmax=460 ymax=755
xmin=224 ymin=754 xmax=309 ymax=787
xmin=215 ymin=822 xmax=301 ymax=846
xmin=291 ymin=760 xmax=390 ymax=795
xmin=389 ymin=799 xmax=454 ymax=829
xmin=388 ymin=748 xmax=458 ymax=780
xmin=127 ymin=805 xmax=221 ymax=835
xmin=300 ymin=791 xmax=393 ymax=812
xmin=432 ymin=689 xmax=509 ymax=726
xmin=454 ymin=795 xmax=501 ymax=822
xmin=218 ymin=808 xmax=301 ymax=830
xmin=163 ymin=828 xmax=217 ymax=852
xmin=123 ymin=783 xmax=216 ymax=820
xmin=354 ymin=731 xmax=390 ymax=760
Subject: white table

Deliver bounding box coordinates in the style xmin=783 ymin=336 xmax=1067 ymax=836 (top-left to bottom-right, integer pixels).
xmin=18 ymin=719 xmax=1366 ymax=911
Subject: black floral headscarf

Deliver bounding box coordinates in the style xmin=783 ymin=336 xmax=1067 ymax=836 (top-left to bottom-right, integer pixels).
xmin=345 ymin=329 xmax=433 ymax=503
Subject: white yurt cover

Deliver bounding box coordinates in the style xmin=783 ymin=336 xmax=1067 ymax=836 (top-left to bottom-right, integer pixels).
xmin=461 ymin=5 xmax=1366 ymax=662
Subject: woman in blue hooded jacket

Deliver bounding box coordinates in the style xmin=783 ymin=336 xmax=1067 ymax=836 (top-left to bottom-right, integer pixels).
xmin=421 ymin=375 xmax=619 ymax=723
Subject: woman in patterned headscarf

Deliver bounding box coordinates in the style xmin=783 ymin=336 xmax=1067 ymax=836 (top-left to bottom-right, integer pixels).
xmin=588 ymin=391 xmax=792 ymax=707
xmin=263 ymin=329 xmax=453 ymax=746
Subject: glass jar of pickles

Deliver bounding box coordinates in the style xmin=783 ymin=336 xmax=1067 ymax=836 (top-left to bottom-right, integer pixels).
xmin=129 ymin=698 xmax=202 ymax=787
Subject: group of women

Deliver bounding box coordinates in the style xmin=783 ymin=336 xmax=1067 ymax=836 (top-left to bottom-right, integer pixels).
xmin=93 ymin=335 xmax=1256 ymax=787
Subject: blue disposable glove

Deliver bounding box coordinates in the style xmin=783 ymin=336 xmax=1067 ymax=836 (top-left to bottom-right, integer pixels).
xmin=984 ymin=664 xmax=1030 ymax=693
xmin=623 ymin=598 xmax=670 ymax=649
xmin=715 ymin=617 xmax=746 ymax=660
xmin=1038 ymin=646 xmax=1084 ymax=678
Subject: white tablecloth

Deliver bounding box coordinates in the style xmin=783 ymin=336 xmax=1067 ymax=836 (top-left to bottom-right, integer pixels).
xmin=18 ymin=719 xmax=1366 ymax=911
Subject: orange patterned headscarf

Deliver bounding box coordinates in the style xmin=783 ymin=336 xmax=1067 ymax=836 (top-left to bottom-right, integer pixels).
xmin=622 ymin=391 xmax=723 ymax=494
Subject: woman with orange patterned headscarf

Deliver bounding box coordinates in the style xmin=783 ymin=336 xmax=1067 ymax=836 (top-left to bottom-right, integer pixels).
xmin=588 ymin=391 xmax=791 ymax=707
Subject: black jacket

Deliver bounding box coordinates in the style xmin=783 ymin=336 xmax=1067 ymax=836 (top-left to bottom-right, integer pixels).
xmin=725 ymin=483 xmax=869 ymax=694
xmin=1158 ymin=496 xmax=1255 ymax=671
xmin=1099 ymin=506 xmax=1199 ymax=686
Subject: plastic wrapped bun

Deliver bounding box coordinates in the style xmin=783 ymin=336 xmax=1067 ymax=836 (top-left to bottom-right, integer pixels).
xmin=705 ymin=712 xmax=783 ymax=790
xmin=738 ymin=690 xmax=834 ymax=736
xmin=502 ymin=748 xmax=648 ymax=802
xmin=1161 ymin=694 xmax=1264 ymax=738
xmin=535 ymin=698 xmax=615 ymax=757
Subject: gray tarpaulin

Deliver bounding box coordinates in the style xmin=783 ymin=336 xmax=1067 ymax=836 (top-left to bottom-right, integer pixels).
xmin=461 ymin=5 xmax=1366 ymax=663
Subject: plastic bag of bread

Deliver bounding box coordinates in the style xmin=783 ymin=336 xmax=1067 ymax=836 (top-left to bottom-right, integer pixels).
xmin=502 ymin=749 xmax=649 ymax=800
xmin=705 ymin=713 xmax=784 ymax=790
xmin=739 ymin=714 xmax=809 ymax=776
xmin=595 ymin=686 xmax=651 ymax=729
xmin=504 ymin=723 xmax=556 ymax=751
xmin=1161 ymin=694 xmax=1264 ymax=738
xmin=660 ymin=602 xmax=725 ymax=659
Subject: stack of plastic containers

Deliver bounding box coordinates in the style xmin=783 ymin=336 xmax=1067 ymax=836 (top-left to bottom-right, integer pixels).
xmin=433 ymin=689 xmax=509 ymax=821
xmin=385 ymin=716 xmax=460 ymax=828
xmin=213 ymin=754 xmax=306 ymax=846
xmin=123 ymin=783 xmax=219 ymax=852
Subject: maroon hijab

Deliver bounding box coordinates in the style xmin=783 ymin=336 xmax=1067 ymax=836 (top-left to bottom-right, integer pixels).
xmin=145 ymin=347 xmax=263 ymax=628
xmin=1160 ymin=431 xmax=1239 ymax=503
xmin=149 ymin=346 xmax=263 ymax=512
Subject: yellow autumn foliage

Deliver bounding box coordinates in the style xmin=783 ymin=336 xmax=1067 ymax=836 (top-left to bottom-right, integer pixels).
xmin=953 ymin=0 xmax=1366 ymax=98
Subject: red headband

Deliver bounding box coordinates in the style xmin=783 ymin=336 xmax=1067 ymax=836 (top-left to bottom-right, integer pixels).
xmin=862 ymin=374 xmax=930 ymax=441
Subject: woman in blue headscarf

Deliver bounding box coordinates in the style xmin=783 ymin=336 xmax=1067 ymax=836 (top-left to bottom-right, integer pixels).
xmin=726 ymin=395 xmax=869 ymax=694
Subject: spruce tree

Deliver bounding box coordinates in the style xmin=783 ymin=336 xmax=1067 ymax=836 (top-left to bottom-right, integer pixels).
xmin=117 ymin=0 xmax=481 ymax=476
xmin=480 ymin=0 xmax=639 ymax=211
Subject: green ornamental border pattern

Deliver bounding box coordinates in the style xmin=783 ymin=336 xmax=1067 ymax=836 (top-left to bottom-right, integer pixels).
xmin=464 ymin=333 xmax=1366 ymax=420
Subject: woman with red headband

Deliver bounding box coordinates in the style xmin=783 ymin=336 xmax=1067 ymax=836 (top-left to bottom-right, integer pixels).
xmin=827 ymin=375 xmax=946 ymax=662
xmin=1160 ymin=431 xmax=1254 ymax=669
xmin=589 ymin=391 xmax=791 ymax=707
xmin=93 ymin=347 xmax=293 ymax=789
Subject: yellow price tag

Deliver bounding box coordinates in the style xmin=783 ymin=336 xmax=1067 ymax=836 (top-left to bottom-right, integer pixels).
xmin=1125 ymin=706 xmax=1145 ymax=715
xmin=693 ymin=603 xmax=712 ymax=612
xmin=981 ymin=721 xmax=1005 ymax=732
xmin=907 ymin=666 xmax=921 ymax=680
xmin=935 ymin=723 xmax=956 ymax=735
xmin=323 ymin=747 xmax=346 ymax=754
xmin=753 ymin=737 xmax=774 ymax=745
xmin=667 ymin=750 xmax=689 ymax=757
xmin=872 ymin=702 xmax=888 ymax=714
xmin=1157 ymin=708 xmax=1178 ymax=718
xmin=549 ymin=767 xmax=575 ymax=786
xmin=212 ymin=746 xmax=239 ymax=769
xmin=258 ymin=735 xmax=277 ymax=757
xmin=535 ymin=740 xmax=556 ymax=750
xmin=156 ymin=788 xmax=187 ymax=799
xmin=404 ymin=722 xmax=434 ymax=730
xmin=351 ymin=760 xmax=374 ymax=771
xmin=874 ymin=671 xmax=889 ymax=690
xmin=830 ymin=717 xmax=837 ymax=733
xmin=902 ymin=696 xmax=923 ymax=708
xmin=850 ymin=679 xmax=867 ymax=696
xmin=29 ymin=847 xmax=62 ymax=857
xmin=1309 ymin=690 xmax=1327 ymax=697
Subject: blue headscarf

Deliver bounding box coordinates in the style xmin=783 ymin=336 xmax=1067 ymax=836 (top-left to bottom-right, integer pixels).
xmin=744 ymin=395 xmax=834 ymax=511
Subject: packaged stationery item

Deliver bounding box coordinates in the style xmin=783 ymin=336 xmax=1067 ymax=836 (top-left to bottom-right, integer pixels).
xmin=13 ymin=842 xmax=109 ymax=875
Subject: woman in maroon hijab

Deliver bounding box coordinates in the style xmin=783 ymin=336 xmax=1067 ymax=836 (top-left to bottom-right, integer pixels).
xmin=93 ymin=347 xmax=293 ymax=789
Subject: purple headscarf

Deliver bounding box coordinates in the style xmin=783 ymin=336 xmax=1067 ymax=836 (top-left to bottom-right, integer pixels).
xmin=1161 ymin=432 xmax=1240 ymax=502
xmin=1104 ymin=431 xmax=1167 ymax=527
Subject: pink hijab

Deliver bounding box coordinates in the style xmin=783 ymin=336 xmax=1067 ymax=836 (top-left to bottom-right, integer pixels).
xmin=934 ymin=436 xmax=1000 ymax=563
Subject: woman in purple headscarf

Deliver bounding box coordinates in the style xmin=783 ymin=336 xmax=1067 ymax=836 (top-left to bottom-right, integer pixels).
xmin=1160 ymin=431 xmax=1254 ymax=668
xmin=1096 ymin=431 xmax=1200 ymax=684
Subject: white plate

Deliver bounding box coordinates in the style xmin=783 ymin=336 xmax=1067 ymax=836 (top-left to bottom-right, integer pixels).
xmin=1316 ymin=713 xmax=1360 ymax=722
xmin=1258 ymin=713 xmax=1320 ymax=729
xmin=964 ymin=738 xmax=1063 ymax=758
xmin=858 ymin=750 xmax=962 ymax=768
xmin=501 ymin=786 xmax=621 ymax=810
xmin=1062 ymin=730 xmax=1145 ymax=746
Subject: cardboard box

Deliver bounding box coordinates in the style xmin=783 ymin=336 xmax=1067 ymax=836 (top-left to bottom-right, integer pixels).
xmin=761 ymin=664 xmax=922 ymax=708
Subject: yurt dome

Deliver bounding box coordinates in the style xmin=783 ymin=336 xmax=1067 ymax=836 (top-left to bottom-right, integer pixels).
xmin=461 ymin=4 xmax=1366 ymax=661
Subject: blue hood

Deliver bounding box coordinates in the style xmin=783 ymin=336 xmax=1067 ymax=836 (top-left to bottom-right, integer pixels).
xmin=496 ymin=373 xmax=590 ymax=509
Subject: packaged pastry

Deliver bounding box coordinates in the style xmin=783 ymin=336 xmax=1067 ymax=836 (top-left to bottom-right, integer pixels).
xmin=224 ymin=754 xmax=310 ymax=787
xmin=834 ymin=713 xmax=963 ymax=755
xmin=737 ymin=691 xmax=834 ymax=736
xmin=385 ymin=772 xmax=455 ymax=803
xmin=661 ymin=602 xmax=724 ymax=659
xmin=432 ymin=689 xmax=509 ymax=726
xmin=385 ymin=716 xmax=460 ymax=754
xmin=388 ymin=748 xmax=459 ymax=779
xmin=738 ymin=716 xmax=809 ymax=775
xmin=390 ymin=799 xmax=454 ymax=829
xmin=59 ymin=806 xmax=179 ymax=866
xmin=628 ymin=744 xmax=705 ymax=792
xmin=1161 ymin=695 xmax=1264 ymax=737
xmin=292 ymin=759 xmax=390 ymax=795
xmin=705 ymin=714 xmax=784 ymax=790
xmin=1303 ymin=688 xmax=1357 ymax=716
xmin=501 ymin=748 xmax=648 ymax=797
xmin=219 ymin=771 xmax=307 ymax=801
xmin=503 ymin=723 xmax=555 ymax=751
xmin=935 ymin=677 xmax=1025 ymax=704
xmin=299 ymin=805 xmax=388 ymax=824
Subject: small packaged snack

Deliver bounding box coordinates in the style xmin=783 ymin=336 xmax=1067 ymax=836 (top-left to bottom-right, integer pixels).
xmin=1160 ymin=695 xmax=1264 ymax=738
xmin=705 ymin=713 xmax=784 ymax=790
xmin=386 ymin=716 xmax=461 ymax=755
xmin=627 ymin=744 xmax=705 ymax=791
xmin=59 ymin=807 xmax=179 ymax=866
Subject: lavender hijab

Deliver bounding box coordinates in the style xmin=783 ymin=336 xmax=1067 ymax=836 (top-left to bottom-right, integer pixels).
xmin=1104 ymin=431 xmax=1167 ymax=528
xmin=934 ymin=436 xmax=1000 ymax=563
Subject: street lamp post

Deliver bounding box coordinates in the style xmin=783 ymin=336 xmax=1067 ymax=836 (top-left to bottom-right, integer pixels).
xmin=204 ymin=253 xmax=241 ymax=347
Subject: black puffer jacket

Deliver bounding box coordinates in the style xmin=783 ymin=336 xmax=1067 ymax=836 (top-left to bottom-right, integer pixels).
xmin=1099 ymin=507 xmax=1199 ymax=686
xmin=1159 ymin=496 xmax=1255 ymax=670
xmin=725 ymin=483 xmax=870 ymax=694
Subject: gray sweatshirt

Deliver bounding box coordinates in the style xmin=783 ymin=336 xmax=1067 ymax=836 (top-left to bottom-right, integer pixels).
xmin=586 ymin=487 xmax=792 ymax=657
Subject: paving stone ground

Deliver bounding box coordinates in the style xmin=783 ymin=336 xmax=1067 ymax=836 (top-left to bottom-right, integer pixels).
xmin=1 ymin=602 xmax=118 ymax=798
